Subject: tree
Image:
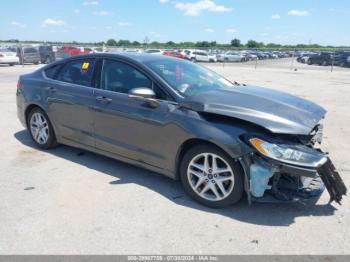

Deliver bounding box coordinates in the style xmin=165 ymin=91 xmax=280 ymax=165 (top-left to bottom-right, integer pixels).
xmin=266 ymin=43 xmax=282 ymax=48
xmin=230 ymin=38 xmax=241 ymax=47
xmin=246 ymin=40 xmax=263 ymax=48
xmin=132 ymin=41 xmax=141 ymax=46
xmin=195 ymin=41 xmax=211 ymax=47
xmin=117 ymin=40 xmax=131 ymax=46
xmin=106 ymin=39 xmax=117 ymax=46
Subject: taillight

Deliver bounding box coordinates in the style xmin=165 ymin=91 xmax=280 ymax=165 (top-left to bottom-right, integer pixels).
xmin=0 ymin=53 xmax=4 ymax=57
xmin=17 ymin=80 xmax=22 ymax=90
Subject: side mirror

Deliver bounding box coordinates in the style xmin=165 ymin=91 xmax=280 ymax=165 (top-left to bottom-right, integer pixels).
xmin=128 ymin=87 xmax=156 ymax=99
xmin=128 ymin=87 xmax=159 ymax=108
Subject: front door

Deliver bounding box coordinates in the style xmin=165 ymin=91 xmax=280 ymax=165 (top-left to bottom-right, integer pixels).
xmin=93 ymin=59 xmax=171 ymax=168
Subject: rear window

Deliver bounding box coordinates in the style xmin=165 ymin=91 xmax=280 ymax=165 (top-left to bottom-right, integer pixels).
xmin=24 ymin=48 xmax=37 ymax=53
xmin=57 ymin=59 xmax=96 ymax=87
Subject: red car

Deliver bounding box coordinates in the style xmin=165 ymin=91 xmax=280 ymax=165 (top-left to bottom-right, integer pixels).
xmin=56 ymin=45 xmax=91 ymax=60
xmin=163 ymin=51 xmax=186 ymax=59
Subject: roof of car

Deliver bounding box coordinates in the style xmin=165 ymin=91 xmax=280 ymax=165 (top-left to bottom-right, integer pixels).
xmin=66 ymin=52 xmax=179 ymax=64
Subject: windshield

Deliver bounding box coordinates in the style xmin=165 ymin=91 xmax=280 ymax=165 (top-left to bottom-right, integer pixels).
xmin=144 ymin=58 xmax=234 ymax=96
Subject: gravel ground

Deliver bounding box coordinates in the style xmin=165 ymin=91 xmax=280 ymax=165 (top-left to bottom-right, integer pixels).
xmin=0 ymin=58 xmax=349 ymax=254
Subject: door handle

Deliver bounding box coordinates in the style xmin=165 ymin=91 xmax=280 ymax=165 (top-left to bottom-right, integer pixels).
xmin=45 ymin=86 xmax=56 ymax=93
xmin=96 ymin=96 xmax=112 ymax=103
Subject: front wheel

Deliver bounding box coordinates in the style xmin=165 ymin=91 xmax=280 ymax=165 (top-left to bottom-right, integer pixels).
xmin=180 ymin=145 xmax=244 ymax=208
xmin=28 ymin=107 xmax=57 ymax=149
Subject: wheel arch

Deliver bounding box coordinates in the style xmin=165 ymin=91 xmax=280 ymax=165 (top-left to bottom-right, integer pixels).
xmin=174 ymin=138 xmax=244 ymax=180
xmin=24 ymin=104 xmax=47 ymax=128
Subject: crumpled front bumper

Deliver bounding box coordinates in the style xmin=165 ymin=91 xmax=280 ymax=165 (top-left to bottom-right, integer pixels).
xmin=317 ymin=158 xmax=347 ymax=204
xmin=240 ymin=154 xmax=347 ymax=205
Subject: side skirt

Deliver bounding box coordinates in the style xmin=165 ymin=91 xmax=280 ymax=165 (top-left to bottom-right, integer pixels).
xmin=57 ymin=136 xmax=177 ymax=180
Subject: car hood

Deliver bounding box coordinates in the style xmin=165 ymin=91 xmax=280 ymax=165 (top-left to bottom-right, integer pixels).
xmin=182 ymin=85 xmax=326 ymax=135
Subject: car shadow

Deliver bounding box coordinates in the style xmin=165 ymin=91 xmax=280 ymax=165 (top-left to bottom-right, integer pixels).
xmin=14 ymin=130 xmax=337 ymax=226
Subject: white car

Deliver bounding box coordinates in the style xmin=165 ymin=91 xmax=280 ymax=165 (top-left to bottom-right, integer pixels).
xmin=185 ymin=50 xmax=215 ymax=62
xmin=145 ymin=49 xmax=163 ymax=55
xmin=217 ymin=51 xmax=245 ymax=62
xmin=0 ymin=48 xmax=19 ymax=66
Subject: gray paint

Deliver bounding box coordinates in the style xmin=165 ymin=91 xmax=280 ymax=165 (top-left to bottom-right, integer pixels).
xmin=182 ymin=85 xmax=326 ymax=135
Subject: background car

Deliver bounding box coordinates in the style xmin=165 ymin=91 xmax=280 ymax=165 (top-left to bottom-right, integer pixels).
xmin=145 ymin=49 xmax=163 ymax=55
xmin=185 ymin=50 xmax=211 ymax=62
xmin=55 ymin=45 xmax=89 ymax=60
xmin=217 ymin=51 xmax=246 ymax=62
xmin=163 ymin=50 xmax=186 ymax=59
xmin=0 ymin=47 xmax=19 ymax=66
xmin=208 ymin=53 xmax=217 ymax=62
xmin=333 ymin=51 xmax=350 ymax=67
xmin=38 ymin=45 xmax=55 ymax=64
xmin=308 ymin=52 xmax=334 ymax=66
xmin=17 ymin=46 xmax=41 ymax=65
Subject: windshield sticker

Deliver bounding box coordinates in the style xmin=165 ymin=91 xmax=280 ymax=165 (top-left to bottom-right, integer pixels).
xmin=82 ymin=62 xmax=90 ymax=70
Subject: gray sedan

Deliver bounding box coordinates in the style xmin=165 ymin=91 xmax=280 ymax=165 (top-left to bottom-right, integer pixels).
xmin=16 ymin=53 xmax=346 ymax=207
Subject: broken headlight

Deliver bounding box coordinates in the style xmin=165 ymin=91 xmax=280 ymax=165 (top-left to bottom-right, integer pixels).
xmin=249 ymin=138 xmax=327 ymax=168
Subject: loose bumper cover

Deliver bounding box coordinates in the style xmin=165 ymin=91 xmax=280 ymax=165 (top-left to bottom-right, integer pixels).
xmin=241 ymin=154 xmax=347 ymax=205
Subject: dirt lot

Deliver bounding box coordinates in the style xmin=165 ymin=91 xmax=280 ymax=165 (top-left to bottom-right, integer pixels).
xmin=0 ymin=58 xmax=349 ymax=254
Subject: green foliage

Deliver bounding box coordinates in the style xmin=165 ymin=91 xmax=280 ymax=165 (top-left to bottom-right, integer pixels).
xmin=246 ymin=40 xmax=264 ymax=48
xmin=230 ymin=38 xmax=241 ymax=47
xmin=106 ymin=39 xmax=117 ymax=46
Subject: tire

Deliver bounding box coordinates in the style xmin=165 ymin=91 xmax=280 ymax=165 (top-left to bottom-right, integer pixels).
xmin=34 ymin=62 xmax=39 ymax=65
xmin=180 ymin=144 xmax=244 ymax=208
xmin=339 ymin=62 xmax=345 ymax=67
xmin=307 ymin=59 xmax=313 ymax=65
xmin=322 ymin=60 xmax=328 ymax=66
xmin=27 ymin=107 xmax=57 ymax=149
xmin=191 ymin=57 xmax=197 ymax=62
xmin=45 ymin=56 xmax=52 ymax=64
xmin=9 ymin=63 xmax=15 ymax=66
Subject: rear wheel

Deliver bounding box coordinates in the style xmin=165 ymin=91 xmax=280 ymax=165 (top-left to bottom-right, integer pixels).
xmin=27 ymin=107 xmax=57 ymax=149
xmin=322 ymin=60 xmax=328 ymax=66
xmin=180 ymin=144 xmax=244 ymax=208
xmin=45 ymin=56 xmax=52 ymax=64
xmin=9 ymin=63 xmax=15 ymax=66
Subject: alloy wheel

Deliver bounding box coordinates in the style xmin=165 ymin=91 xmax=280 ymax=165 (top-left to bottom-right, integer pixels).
xmin=187 ymin=153 xmax=235 ymax=201
xmin=30 ymin=112 xmax=50 ymax=145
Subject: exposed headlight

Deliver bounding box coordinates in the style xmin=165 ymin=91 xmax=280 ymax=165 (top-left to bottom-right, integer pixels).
xmin=249 ymin=138 xmax=327 ymax=168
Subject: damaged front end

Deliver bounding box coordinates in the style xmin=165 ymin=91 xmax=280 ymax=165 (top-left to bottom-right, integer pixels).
xmin=240 ymin=133 xmax=347 ymax=205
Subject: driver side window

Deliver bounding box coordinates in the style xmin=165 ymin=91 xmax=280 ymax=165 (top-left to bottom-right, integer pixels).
xmin=101 ymin=59 xmax=152 ymax=94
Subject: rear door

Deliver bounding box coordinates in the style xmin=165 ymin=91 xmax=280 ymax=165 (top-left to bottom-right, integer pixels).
xmin=44 ymin=58 xmax=97 ymax=147
xmin=92 ymin=58 xmax=172 ymax=168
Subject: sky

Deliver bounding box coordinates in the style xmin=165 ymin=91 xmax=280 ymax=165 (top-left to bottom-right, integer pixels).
xmin=1 ymin=0 xmax=349 ymax=45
